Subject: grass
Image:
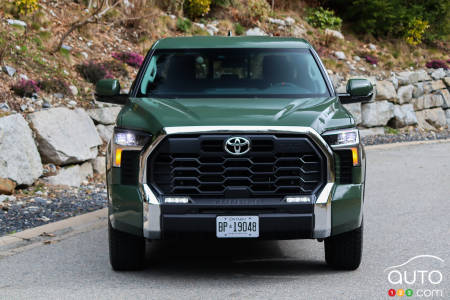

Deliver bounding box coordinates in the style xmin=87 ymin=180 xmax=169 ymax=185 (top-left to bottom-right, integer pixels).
xmin=384 ymin=126 xmax=399 ymax=135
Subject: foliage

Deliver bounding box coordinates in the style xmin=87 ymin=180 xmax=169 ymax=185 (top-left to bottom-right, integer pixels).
xmin=112 ymin=52 xmax=144 ymax=68
xmin=76 ymin=61 xmax=113 ymax=84
xmin=365 ymin=55 xmax=378 ymax=65
xmin=11 ymin=79 xmax=40 ymax=97
xmin=234 ymin=23 xmax=244 ymax=35
xmin=185 ymin=0 xmax=211 ymax=18
xmin=106 ymin=60 xmax=130 ymax=77
xmin=425 ymin=60 xmax=448 ymax=70
xmin=324 ymin=0 xmax=449 ymax=42
xmin=405 ymin=19 xmax=429 ymax=46
xmin=176 ymin=18 xmax=192 ymax=32
xmin=37 ymin=78 xmax=71 ymax=95
xmin=306 ymin=7 xmax=342 ymax=30
xmin=14 ymin=0 xmax=39 ymax=15
xmin=231 ymin=0 xmax=270 ymax=27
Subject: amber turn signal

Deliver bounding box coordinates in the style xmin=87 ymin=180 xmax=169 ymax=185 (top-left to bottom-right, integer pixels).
xmin=351 ymin=147 xmax=359 ymax=166
xmin=115 ymin=148 xmax=123 ymax=167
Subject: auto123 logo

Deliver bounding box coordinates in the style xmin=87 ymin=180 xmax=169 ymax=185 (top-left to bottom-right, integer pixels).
xmin=385 ymin=255 xmax=445 ymax=298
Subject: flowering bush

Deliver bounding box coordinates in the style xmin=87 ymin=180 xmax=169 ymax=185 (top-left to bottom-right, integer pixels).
xmin=37 ymin=78 xmax=71 ymax=95
xmin=405 ymin=18 xmax=429 ymax=46
xmin=14 ymin=0 xmax=39 ymax=15
xmin=365 ymin=55 xmax=378 ymax=65
xmin=11 ymin=79 xmax=40 ymax=97
xmin=76 ymin=61 xmax=113 ymax=84
xmin=112 ymin=52 xmax=144 ymax=68
xmin=425 ymin=60 xmax=448 ymax=70
xmin=186 ymin=0 xmax=211 ymax=19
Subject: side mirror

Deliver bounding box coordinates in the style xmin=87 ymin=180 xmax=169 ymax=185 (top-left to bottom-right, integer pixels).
xmin=338 ymin=79 xmax=373 ymax=104
xmin=95 ymin=79 xmax=128 ymax=105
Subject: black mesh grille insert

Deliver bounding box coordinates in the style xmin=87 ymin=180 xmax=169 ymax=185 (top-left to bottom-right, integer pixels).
xmin=121 ymin=150 xmax=140 ymax=185
xmin=335 ymin=149 xmax=353 ymax=184
xmin=148 ymin=134 xmax=326 ymax=200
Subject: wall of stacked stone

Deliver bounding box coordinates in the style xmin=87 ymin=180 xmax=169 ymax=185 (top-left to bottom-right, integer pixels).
xmin=331 ymin=68 xmax=450 ymax=137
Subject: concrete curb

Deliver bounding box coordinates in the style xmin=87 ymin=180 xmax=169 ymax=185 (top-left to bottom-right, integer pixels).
xmin=0 ymin=208 xmax=107 ymax=256
xmin=365 ymin=138 xmax=450 ymax=150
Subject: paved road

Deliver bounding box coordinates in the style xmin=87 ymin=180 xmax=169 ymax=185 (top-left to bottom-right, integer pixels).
xmin=1 ymin=142 xmax=449 ymax=299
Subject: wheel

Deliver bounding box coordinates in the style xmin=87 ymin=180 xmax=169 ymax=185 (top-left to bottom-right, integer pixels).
xmin=109 ymin=220 xmax=145 ymax=271
xmin=325 ymin=223 xmax=363 ymax=270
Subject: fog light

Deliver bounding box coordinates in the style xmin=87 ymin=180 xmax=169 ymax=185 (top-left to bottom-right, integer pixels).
xmin=285 ymin=196 xmax=311 ymax=203
xmin=165 ymin=197 xmax=189 ymax=204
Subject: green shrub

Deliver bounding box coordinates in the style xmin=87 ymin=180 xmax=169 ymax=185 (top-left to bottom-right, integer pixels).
xmin=176 ymin=18 xmax=192 ymax=32
xmin=185 ymin=0 xmax=211 ymax=19
xmin=234 ymin=23 xmax=244 ymax=35
xmin=306 ymin=7 xmax=342 ymax=30
xmin=37 ymin=78 xmax=71 ymax=95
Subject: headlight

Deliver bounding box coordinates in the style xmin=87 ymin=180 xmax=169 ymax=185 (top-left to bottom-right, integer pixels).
xmin=112 ymin=128 xmax=152 ymax=167
xmin=322 ymin=128 xmax=359 ymax=147
xmin=322 ymin=128 xmax=360 ymax=166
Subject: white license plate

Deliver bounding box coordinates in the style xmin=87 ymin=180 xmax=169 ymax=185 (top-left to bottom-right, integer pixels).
xmin=216 ymin=216 xmax=259 ymax=238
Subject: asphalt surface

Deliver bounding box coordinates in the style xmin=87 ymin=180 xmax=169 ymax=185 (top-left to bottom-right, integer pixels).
xmin=0 ymin=141 xmax=449 ymax=299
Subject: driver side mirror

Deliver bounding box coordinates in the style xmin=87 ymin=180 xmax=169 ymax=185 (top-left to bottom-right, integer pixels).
xmin=95 ymin=79 xmax=128 ymax=105
xmin=338 ymin=79 xmax=373 ymax=104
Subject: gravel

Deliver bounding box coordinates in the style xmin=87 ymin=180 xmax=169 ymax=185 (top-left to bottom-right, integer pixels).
xmin=0 ymin=183 xmax=107 ymax=236
xmin=362 ymin=129 xmax=450 ymax=145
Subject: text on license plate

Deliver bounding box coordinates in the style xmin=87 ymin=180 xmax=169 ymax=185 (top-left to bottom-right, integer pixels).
xmin=216 ymin=216 xmax=259 ymax=238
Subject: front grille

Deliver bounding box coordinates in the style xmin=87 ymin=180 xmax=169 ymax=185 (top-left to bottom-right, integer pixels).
xmin=335 ymin=149 xmax=353 ymax=183
xmin=148 ymin=134 xmax=326 ymax=200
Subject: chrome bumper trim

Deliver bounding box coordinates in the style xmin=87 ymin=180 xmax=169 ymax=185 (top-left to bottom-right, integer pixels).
xmin=140 ymin=126 xmax=336 ymax=239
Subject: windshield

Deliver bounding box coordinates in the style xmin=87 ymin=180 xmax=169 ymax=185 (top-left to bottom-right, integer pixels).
xmin=138 ymin=48 xmax=330 ymax=98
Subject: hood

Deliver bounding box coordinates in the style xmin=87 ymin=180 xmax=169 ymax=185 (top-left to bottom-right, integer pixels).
xmin=117 ymin=96 xmax=353 ymax=135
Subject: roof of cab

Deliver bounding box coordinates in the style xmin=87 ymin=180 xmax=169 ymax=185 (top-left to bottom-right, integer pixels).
xmin=153 ymin=36 xmax=312 ymax=50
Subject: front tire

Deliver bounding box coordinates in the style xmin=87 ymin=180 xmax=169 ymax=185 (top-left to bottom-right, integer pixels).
xmin=325 ymin=223 xmax=363 ymax=270
xmin=109 ymin=220 xmax=145 ymax=271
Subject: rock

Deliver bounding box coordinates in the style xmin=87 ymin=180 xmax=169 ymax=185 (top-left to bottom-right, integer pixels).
xmin=416 ymin=69 xmax=431 ymax=82
xmin=206 ymin=24 xmax=219 ymax=36
xmin=416 ymin=108 xmax=447 ymax=130
xmin=431 ymin=68 xmax=446 ymax=80
xmin=0 ymin=195 xmax=16 ymax=203
xmin=61 ymin=44 xmax=72 ymax=51
xmin=375 ymin=80 xmax=397 ymax=101
xmin=397 ymin=85 xmax=414 ymax=104
xmin=0 ymin=178 xmax=16 ymax=195
xmin=87 ymin=107 xmax=121 ymax=125
xmin=368 ymin=43 xmax=376 ymax=50
xmin=0 ymin=103 xmax=10 ymax=112
xmin=343 ymin=103 xmax=361 ymax=125
xmin=0 ymin=114 xmax=43 ymax=185
xmin=68 ymin=100 xmax=77 ymax=107
xmin=334 ymin=51 xmax=346 ymax=60
xmin=92 ymin=157 xmax=106 ymax=175
xmin=292 ymin=25 xmax=306 ymax=37
xmin=359 ymin=127 xmax=385 ymax=138
xmin=96 ymin=124 xmax=114 ymax=142
xmin=80 ymin=161 xmax=93 ymax=179
xmin=46 ymin=164 xmax=89 ymax=187
xmin=430 ymin=80 xmax=445 ymax=91
xmin=81 ymin=51 xmax=89 ymax=59
xmin=361 ymin=100 xmax=394 ymax=127
xmin=424 ymin=93 xmax=444 ymax=109
xmin=54 ymin=93 xmax=64 ymax=99
xmin=69 ymin=85 xmax=78 ymax=96
xmin=268 ymin=17 xmax=286 ymax=26
xmin=19 ymin=74 xmax=29 ymax=80
xmin=397 ymin=71 xmax=419 ymax=86
xmin=390 ymin=76 xmax=399 ymax=90
xmin=391 ymin=104 xmax=418 ymax=128
xmin=353 ymin=56 xmax=361 ymax=62
xmin=2 ymin=65 xmax=16 ymax=77
xmin=284 ymin=17 xmax=295 ymax=26
xmin=413 ymin=83 xmax=424 ymax=98
xmin=325 ymin=29 xmax=344 ymax=40
xmin=245 ymin=27 xmax=267 ymax=36
xmin=28 ymin=107 xmax=102 ymax=165
xmin=446 ymin=109 xmax=450 ymax=126
xmin=42 ymin=101 xmax=51 ymax=109
xmin=7 ymin=19 xmax=27 ymax=27
xmin=443 ymin=77 xmax=450 ymax=88
xmin=438 ymin=89 xmax=450 ymax=109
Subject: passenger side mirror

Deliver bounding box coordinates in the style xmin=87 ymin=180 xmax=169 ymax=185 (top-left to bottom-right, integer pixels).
xmin=95 ymin=79 xmax=128 ymax=105
xmin=338 ymin=79 xmax=373 ymax=104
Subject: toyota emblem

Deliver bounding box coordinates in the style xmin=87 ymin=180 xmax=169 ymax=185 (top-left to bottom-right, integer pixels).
xmin=224 ymin=137 xmax=250 ymax=155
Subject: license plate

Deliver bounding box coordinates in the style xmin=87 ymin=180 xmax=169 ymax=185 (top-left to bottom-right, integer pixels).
xmin=216 ymin=216 xmax=259 ymax=238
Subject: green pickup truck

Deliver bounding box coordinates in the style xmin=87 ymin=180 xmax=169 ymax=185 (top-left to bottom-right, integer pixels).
xmin=96 ymin=36 xmax=372 ymax=271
